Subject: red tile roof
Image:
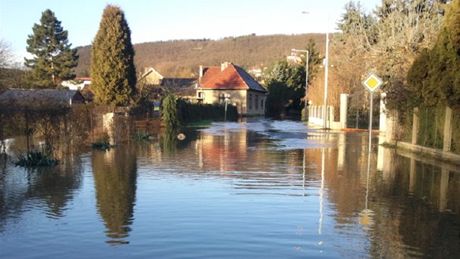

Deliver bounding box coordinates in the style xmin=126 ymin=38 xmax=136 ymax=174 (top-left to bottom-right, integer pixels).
xmin=199 ymin=63 xmax=267 ymax=92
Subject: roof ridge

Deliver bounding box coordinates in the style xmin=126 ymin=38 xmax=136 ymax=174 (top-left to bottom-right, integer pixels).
xmin=234 ymin=65 xmax=267 ymax=93
xmin=198 ymin=63 xmax=266 ymax=92
xmin=229 ymin=64 xmax=250 ymax=90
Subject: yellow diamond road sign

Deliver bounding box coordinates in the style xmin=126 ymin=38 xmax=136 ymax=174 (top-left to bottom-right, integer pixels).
xmin=362 ymin=73 xmax=383 ymax=92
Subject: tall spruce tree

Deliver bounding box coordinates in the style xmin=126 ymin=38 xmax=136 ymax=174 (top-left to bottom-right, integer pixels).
xmin=91 ymin=5 xmax=136 ymax=106
xmin=24 ymin=9 xmax=78 ymax=88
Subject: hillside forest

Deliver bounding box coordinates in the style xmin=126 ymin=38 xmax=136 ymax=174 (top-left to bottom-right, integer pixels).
xmin=75 ymin=33 xmax=327 ymax=78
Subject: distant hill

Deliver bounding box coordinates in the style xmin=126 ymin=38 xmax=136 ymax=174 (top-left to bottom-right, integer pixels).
xmin=75 ymin=33 xmax=326 ymax=78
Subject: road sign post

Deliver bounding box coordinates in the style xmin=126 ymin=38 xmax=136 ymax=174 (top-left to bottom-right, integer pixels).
xmin=360 ymin=72 xmax=382 ymax=223
xmin=362 ymin=73 xmax=383 ymax=157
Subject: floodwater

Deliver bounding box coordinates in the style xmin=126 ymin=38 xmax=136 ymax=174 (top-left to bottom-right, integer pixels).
xmin=0 ymin=119 xmax=459 ymax=258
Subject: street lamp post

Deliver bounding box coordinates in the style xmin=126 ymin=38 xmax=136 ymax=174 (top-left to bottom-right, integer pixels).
xmin=301 ymin=10 xmax=329 ymax=129
xmin=323 ymin=31 xmax=329 ymax=129
xmin=291 ymin=48 xmax=309 ymax=121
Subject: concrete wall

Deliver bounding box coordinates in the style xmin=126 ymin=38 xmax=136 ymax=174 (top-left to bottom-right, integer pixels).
xmin=196 ymin=89 xmax=266 ymax=116
xmin=382 ymin=105 xmax=459 ymax=164
xmin=308 ymin=93 xmax=348 ymax=129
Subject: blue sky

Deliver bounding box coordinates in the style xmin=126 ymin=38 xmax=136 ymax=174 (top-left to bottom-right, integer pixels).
xmin=0 ymin=0 xmax=381 ymax=62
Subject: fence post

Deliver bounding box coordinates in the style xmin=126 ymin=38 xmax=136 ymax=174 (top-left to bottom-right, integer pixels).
xmin=411 ymin=108 xmax=419 ymax=145
xmin=329 ymin=106 xmax=334 ymax=123
xmin=443 ymin=106 xmax=453 ymax=152
xmin=385 ymin=110 xmax=398 ymax=144
xmin=340 ymin=94 xmax=348 ymax=129
xmin=409 ymin=158 xmax=416 ymax=193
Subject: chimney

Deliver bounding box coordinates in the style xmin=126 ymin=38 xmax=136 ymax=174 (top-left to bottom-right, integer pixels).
xmin=221 ymin=62 xmax=230 ymax=71
xmin=199 ymin=65 xmax=203 ymax=79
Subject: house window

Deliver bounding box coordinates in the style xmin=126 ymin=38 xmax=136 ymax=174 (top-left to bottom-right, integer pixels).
xmin=198 ymin=91 xmax=205 ymax=99
xmin=261 ymin=99 xmax=264 ymax=110
xmin=255 ymin=95 xmax=259 ymax=110
xmin=248 ymin=94 xmax=253 ymax=110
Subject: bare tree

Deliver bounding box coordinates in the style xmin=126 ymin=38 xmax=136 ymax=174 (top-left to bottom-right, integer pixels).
xmin=333 ymin=0 xmax=445 ymax=112
xmin=0 ymin=39 xmax=27 ymax=90
xmin=370 ymin=0 xmax=445 ymax=110
xmin=0 ymin=39 xmax=13 ymax=69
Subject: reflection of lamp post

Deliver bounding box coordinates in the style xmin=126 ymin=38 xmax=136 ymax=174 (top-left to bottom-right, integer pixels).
xmin=319 ymin=147 xmax=325 ymax=236
xmin=291 ymin=49 xmax=309 ymax=121
xmin=302 ymin=148 xmax=306 ymax=194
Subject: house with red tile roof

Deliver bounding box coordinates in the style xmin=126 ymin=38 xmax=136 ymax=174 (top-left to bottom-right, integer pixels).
xmin=196 ymin=62 xmax=267 ymax=116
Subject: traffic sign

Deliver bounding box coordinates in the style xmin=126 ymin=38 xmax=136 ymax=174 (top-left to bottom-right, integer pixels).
xmin=361 ymin=72 xmax=382 ymax=169
xmin=362 ymin=73 xmax=383 ymax=92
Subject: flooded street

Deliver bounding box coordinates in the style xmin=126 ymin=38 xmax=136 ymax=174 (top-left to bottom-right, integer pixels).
xmin=1 ymin=119 xmax=459 ymax=258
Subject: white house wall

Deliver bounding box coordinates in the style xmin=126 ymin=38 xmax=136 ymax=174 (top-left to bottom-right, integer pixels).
xmin=197 ymin=89 xmax=266 ymax=116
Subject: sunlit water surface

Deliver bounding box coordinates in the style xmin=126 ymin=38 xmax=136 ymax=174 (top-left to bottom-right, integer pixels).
xmin=1 ymin=119 xmax=459 ymax=258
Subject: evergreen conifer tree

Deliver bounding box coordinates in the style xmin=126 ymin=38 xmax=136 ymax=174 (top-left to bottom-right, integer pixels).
xmin=408 ymin=0 xmax=460 ymax=108
xmin=24 ymin=9 xmax=78 ymax=88
xmin=91 ymin=5 xmax=136 ymax=106
xmin=432 ymin=0 xmax=460 ymax=107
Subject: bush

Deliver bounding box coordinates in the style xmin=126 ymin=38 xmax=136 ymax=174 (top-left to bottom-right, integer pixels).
xmin=92 ymin=135 xmax=114 ymax=150
xmin=15 ymin=150 xmax=58 ymax=167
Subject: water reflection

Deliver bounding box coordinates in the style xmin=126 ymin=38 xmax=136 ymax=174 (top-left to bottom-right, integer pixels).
xmin=91 ymin=145 xmax=137 ymax=245
xmin=0 ymin=151 xmax=83 ymax=230
xmin=318 ymin=147 xmax=325 ymax=245
xmin=0 ymin=118 xmax=459 ymax=257
xmin=0 ymin=108 xmax=90 ymax=224
xmin=359 ymin=134 xmax=374 ymax=231
xmin=135 ymin=121 xmax=460 ymax=257
xmin=159 ymin=128 xmax=179 ymax=154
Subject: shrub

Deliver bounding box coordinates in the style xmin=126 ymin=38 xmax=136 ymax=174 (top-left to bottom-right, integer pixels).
xmin=15 ymin=150 xmax=58 ymax=167
xmin=92 ymin=134 xmax=114 ymax=150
